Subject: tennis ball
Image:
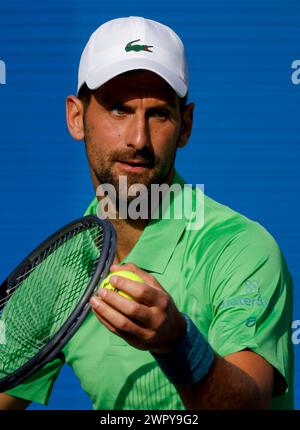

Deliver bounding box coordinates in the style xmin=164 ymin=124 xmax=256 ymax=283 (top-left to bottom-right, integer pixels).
xmin=99 ymin=270 xmax=144 ymax=301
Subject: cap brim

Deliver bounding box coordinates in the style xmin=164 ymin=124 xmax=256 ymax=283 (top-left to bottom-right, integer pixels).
xmin=82 ymin=57 xmax=187 ymax=98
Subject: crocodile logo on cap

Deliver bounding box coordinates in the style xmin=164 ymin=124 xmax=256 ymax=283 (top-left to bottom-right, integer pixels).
xmin=125 ymin=39 xmax=153 ymax=53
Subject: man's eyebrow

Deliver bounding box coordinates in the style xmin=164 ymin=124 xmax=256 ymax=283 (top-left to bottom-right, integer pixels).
xmin=151 ymin=101 xmax=177 ymax=109
xmin=96 ymin=95 xmax=177 ymax=110
xmin=96 ymin=98 xmax=130 ymax=109
xmin=95 ymin=96 xmax=115 ymax=108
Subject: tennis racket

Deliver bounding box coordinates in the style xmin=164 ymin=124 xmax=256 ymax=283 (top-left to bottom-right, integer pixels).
xmin=0 ymin=215 xmax=116 ymax=392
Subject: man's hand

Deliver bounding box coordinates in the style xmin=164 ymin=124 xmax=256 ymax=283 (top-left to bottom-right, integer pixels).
xmin=90 ymin=262 xmax=186 ymax=354
xmin=90 ymin=262 xmax=275 ymax=410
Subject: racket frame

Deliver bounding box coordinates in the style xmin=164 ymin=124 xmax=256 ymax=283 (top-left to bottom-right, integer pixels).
xmin=0 ymin=215 xmax=116 ymax=392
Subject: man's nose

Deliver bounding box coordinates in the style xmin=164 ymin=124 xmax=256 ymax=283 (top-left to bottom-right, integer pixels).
xmin=126 ymin=114 xmax=150 ymax=151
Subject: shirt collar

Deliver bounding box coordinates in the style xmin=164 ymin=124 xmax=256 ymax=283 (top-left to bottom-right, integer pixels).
xmin=85 ymin=170 xmax=189 ymax=274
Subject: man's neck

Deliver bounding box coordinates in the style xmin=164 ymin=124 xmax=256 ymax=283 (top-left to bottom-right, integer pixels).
xmin=110 ymin=217 xmax=148 ymax=265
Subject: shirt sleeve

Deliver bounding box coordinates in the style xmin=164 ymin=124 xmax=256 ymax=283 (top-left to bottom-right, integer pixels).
xmin=4 ymin=355 xmax=65 ymax=405
xmin=206 ymin=220 xmax=294 ymax=397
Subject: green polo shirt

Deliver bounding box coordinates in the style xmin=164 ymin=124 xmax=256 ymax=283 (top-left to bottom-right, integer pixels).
xmin=6 ymin=170 xmax=294 ymax=409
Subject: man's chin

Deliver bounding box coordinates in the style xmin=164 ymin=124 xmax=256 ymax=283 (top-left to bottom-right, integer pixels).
xmin=97 ymin=163 xmax=169 ymax=194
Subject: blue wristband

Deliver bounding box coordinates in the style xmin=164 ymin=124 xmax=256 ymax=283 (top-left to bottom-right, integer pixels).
xmin=151 ymin=313 xmax=214 ymax=386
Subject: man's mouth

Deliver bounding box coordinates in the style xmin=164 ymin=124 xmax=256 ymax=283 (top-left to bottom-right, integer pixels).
xmin=116 ymin=160 xmax=152 ymax=172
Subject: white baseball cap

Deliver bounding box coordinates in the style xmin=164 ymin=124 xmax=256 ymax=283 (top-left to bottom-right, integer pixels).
xmin=77 ymin=16 xmax=188 ymax=97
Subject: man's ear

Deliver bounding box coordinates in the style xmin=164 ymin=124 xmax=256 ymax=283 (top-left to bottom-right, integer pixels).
xmin=177 ymin=102 xmax=195 ymax=149
xmin=66 ymin=95 xmax=85 ymax=141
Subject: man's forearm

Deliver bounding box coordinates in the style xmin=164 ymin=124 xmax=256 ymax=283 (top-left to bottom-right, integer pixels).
xmin=175 ymin=354 xmax=268 ymax=410
xmin=0 ymin=393 xmax=31 ymax=410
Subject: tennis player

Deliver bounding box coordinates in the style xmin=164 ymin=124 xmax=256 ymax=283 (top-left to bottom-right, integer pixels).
xmin=0 ymin=16 xmax=294 ymax=410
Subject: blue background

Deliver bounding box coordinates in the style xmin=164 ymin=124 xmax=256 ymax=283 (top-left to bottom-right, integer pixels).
xmin=0 ymin=0 xmax=299 ymax=410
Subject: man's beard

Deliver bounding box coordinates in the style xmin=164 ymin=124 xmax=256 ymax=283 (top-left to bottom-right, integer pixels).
xmin=93 ymin=148 xmax=176 ymax=217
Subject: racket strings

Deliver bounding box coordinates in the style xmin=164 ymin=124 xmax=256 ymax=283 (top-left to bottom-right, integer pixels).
xmin=0 ymin=231 xmax=102 ymax=338
xmin=1 ymin=230 xmax=102 ymax=372
xmin=0 ymin=223 xmax=104 ymax=375
xmin=0 ymin=227 xmax=104 ymax=308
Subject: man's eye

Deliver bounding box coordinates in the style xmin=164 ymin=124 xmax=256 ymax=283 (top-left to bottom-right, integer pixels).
xmin=152 ymin=109 xmax=170 ymax=119
xmin=111 ymin=107 xmax=126 ymax=116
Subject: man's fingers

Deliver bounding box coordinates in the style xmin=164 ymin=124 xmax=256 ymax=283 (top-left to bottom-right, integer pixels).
xmin=90 ymin=296 xmax=154 ymax=340
xmin=97 ymin=287 xmax=152 ymax=326
xmin=107 ymin=273 xmax=159 ymax=306
xmin=110 ymin=262 xmax=163 ymax=291
xmin=91 ymin=305 xmax=120 ymax=335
